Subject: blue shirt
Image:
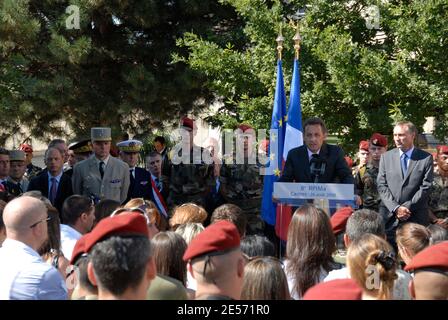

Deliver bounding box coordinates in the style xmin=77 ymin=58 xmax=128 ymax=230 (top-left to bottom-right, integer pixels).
xmin=47 ymin=170 xmax=63 ymax=196
xmin=0 ymin=239 xmax=68 ymax=300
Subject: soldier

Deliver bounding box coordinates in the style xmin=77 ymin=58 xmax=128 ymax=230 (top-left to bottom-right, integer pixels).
xmin=5 ymin=150 xmax=29 ymax=197
xmin=353 ymin=140 xmax=370 ymax=178
xmin=359 ymin=133 xmax=388 ymax=211
xmin=65 ymin=139 xmax=93 ymax=178
xmin=154 ymin=136 xmax=171 ymax=178
xmin=0 ymin=148 xmax=10 ymax=186
xmin=168 ymin=117 xmax=214 ymax=209
xmin=117 ymin=139 xmax=153 ymax=202
xmin=428 ymin=145 xmax=448 ymax=229
xmin=19 ymin=144 xmax=42 ymax=180
xmin=220 ymin=124 xmax=264 ymax=234
xmin=72 ymin=127 xmax=130 ymax=204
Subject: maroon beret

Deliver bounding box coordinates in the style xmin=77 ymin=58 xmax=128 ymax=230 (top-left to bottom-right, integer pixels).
xmin=359 ymin=140 xmax=369 ymax=151
xmin=404 ymin=241 xmax=448 ymax=272
xmin=181 ymin=117 xmax=194 ymax=131
xmin=84 ymin=212 xmax=149 ymax=253
xmin=436 ymin=145 xmax=448 ymax=155
xmin=303 ymin=279 xmax=363 ymax=300
xmin=237 ymin=124 xmax=253 ymax=133
xmin=70 ymin=235 xmax=88 ymax=265
xmin=183 ymin=220 xmax=240 ymax=261
xmin=370 ymin=133 xmax=388 ymax=148
xmin=20 ymin=143 xmax=33 ymax=153
xmin=330 ymin=206 xmax=354 ymax=235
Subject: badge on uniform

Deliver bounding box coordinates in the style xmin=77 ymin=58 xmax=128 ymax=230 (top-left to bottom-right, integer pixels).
xmin=140 ymin=181 xmax=148 ymax=185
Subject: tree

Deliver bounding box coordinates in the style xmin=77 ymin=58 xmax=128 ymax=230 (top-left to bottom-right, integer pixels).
xmin=0 ymin=0 xmax=243 ymax=144
xmin=177 ymin=0 xmax=448 ymax=153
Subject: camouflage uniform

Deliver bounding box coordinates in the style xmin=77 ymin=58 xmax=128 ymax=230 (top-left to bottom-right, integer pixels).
xmin=428 ymin=172 xmax=448 ymax=220
xmin=168 ymin=145 xmax=214 ymax=209
xmin=360 ymin=164 xmax=381 ymax=212
xmin=220 ymin=155 xmax=264 ymax=234
xmin=24 ymin=163 xmax=42 ymax=181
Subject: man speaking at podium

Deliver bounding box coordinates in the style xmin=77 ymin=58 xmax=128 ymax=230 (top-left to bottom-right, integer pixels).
xmin=279 ymin=117 xmax=354 ymax=185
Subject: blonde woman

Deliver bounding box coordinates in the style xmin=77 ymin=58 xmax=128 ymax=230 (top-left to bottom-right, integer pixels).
xmin=169 ymin=203 xmax=208 ymax=230
xmin=347 ymin=234 xmax=397 ymax=300
xmin=396 ymin=223 xmax=431 ymax=266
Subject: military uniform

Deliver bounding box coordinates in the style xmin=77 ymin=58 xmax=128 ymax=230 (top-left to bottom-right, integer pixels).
xmin=428 ymin=172 xmax=448 ymax=221
xmin=19 ymin=144 xmax=42 ymax=180
xmin=360 ymin=164 xmax=381 ymax=211
xmin=168 ymin=144 xmax=213 ymax=208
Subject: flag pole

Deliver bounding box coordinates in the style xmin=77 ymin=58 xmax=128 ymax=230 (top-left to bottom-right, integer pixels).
xmin=293 ymin=23 xmax=301 ymax=60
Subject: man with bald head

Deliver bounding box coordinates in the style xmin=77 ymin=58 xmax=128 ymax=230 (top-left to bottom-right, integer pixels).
xmin=0 ymin=196 xmax=68 ymax=299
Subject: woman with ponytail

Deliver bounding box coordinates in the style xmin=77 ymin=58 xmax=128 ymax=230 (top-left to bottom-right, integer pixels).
xmin=347 ymin=234 xmax=397 ymax=300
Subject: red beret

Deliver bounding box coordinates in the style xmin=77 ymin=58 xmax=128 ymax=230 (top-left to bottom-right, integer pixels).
xmin=237 ymin=124 xmax=253 ymax=133
xmin=303 ymin=279 xmax=363 ymax=300
xmin=370 ymin=133 xmax=388 ymax=148
xmin=436 ymin=145 xmax=448 ymax=155
xmin=183 ymin=220 xmax=240 ymax=261
xmin=70 ymin=235 xmax=88 ymax=265
xmin=20 ymin=143 xmax=33 ymax=153
xmin=84 ymin=212 xmax=149 ymax=253
xmin=181 ymin=117 xmax=194 ymax=131
xmin=330 ymin=206 xmax=354 ymax=235
xmin=404 ymin=241 xmax=448 ymax=272
xmin=359 ymin=140 xmax=369 ymax=151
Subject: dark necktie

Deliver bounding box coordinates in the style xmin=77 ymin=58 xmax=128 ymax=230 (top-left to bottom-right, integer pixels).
xmin=49 ymin=177 xmax=57 ymax=205
xmin=99 ymin=161 xmax=105 ymax=179
xmin=401 ymin=153 xmax=408 ymax=177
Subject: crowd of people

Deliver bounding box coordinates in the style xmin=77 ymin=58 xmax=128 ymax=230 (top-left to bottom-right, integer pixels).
xmin=0 ymin=116 xmax=447 ymax=300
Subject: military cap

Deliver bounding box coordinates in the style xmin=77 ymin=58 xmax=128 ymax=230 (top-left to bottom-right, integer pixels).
xmin=9 ymin=150 xmax=26 ymax=162
xmin=20 ymin=143 xmax=33 ymax=153
xmin=181 ymin=117 xmax=194 ymax=131
xmin=359 ymin=140 xmax=369 ymax=151
xmin=70 ymin=235 xmax=88 ymax=265
xmin=370 ymin=133 xmax=388 ymax=148
xmin=330 ymin=206 xmax=354 ymax=235
xmin=237 ymin=124 xmax=253 ymax=133
xmin=116 ymin=139 xmax=143 ymax=153
xmin=91 ymin=127 xmax=112 ymax=142
xmin=183 ymin=220 xmax=240 ymax=262
xmin=303 ymin=279 xmax=363 ymax=300
xmin=436 ymin=145 xmax=448 ymax=155
xmin=83 ymin=212 xmax=149 ymax=253
xmin=68 ymin=140 xmax=92 ymax=154
xmin=404 ymin=241 xmax=448 ymax=272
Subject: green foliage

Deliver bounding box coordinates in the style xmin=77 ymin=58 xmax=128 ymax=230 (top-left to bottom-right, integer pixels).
xmin=0 ymin=0 xmax=241 ymax=144
xmin=178 ymin=0 xmax=448 ymax=153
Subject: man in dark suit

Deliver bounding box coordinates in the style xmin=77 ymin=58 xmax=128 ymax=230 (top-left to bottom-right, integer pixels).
xmin=27 ymin=147 xmax=73 ymax=217
xmin=154 ymin=136 xmax=171 ymax=178
xmin=117 ymin=139 xmax=152 ymax=203
xmin=279 ymin=117 xmax=354 ymax=184
xmin=377 ymin=121 xmax=433 ymax=246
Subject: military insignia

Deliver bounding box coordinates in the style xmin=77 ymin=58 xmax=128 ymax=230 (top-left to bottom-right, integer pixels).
xmin=372 ymin=139 xmax=378 ymax=145
xmin=140 ymin=181 xmax=148 ymax=185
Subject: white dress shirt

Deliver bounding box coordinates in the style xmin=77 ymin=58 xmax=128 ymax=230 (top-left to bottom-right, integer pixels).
xmin=60 ymin=224 xmax=82 ymax=260
xmin=0 ymin=239 xmax=67 ymax=300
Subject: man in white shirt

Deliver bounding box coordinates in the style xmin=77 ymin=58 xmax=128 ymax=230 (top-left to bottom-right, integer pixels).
xmin=0 ymin=196 xmax=67 ymax=300
xmin=60 ymin=195 xmax=95 ymax=260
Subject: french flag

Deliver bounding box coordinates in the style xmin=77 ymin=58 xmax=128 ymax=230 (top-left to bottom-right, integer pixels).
xmin=275 ymin=58 xmax=303 ymax=241
xmin=150 ymin=177 xmax=168 ymax=218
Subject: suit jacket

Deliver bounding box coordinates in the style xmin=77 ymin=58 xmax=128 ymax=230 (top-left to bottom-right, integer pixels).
xmin=126 ymin=167 xmax=153 ymax=203
xmin=72 ymin=155 xmax=130 ymax=204
xmin=160 ymin=148 xmax=171 ymax=178
xmin=27 ymin=169 xmax=73 ymax=216
xmin=279 ymin=144 xmax=354 ymax=184
xmin=377 ymin=147 xmax=433 ymax=227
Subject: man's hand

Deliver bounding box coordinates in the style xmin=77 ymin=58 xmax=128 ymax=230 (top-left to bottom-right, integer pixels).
xmin=396 ymin=206 xmax=411 ymax=221
xmin=355 ymin=195 xmax=362 ymax=207
xmin=434 ymin=218 xmax=448 ymax=229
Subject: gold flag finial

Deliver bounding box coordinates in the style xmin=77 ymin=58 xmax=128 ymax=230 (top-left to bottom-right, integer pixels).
xmin=276 ymin=28 xmax=285 ymax=61
xmin=293 ymin=23 xmax=301 ymax=60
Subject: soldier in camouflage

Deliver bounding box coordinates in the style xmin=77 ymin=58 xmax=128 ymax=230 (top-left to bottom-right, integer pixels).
xmin=19 ymin=143 xmax=42 ymax=181
xmin=168 ymin=117 xmax=214 ymax=209
xmin=428 ymin=145 xmax=448 ymax=229
xmin=359 ymin=133 xmax=388 ymax=212
xmin=220 ymin=124 xmax=264 ymax=234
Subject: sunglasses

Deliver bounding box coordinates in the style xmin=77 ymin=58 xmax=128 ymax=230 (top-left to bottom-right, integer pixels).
xmin=111 ymin=207 xmax=153 ymax=227
xmin=30 ymin=216 xmax=52 ymax=229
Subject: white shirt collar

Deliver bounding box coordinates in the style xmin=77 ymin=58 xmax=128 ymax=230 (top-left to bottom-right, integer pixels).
xmin=47 ymin=170 xmax=63 ymax=181
xmin=1 ymin=239 xmax=41 ymax=260
xmin=399 ymin=146 xmax=414 ymax=158
xmin=95 ymin=155 xmax=110 ymax=167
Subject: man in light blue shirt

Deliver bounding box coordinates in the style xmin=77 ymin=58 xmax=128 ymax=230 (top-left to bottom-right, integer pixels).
xmin=0 ymin=196 xmax=68 ymax=300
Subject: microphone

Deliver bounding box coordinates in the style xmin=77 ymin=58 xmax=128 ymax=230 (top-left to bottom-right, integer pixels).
xmin=310 ymin=154 xmax=321 ymax=183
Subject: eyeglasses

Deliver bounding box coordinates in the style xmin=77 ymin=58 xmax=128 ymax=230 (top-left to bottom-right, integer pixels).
xmin=30 ymin=216 xmax=51 ymax=228
xmin=111 ymin=207 xmax=152 ymax=226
